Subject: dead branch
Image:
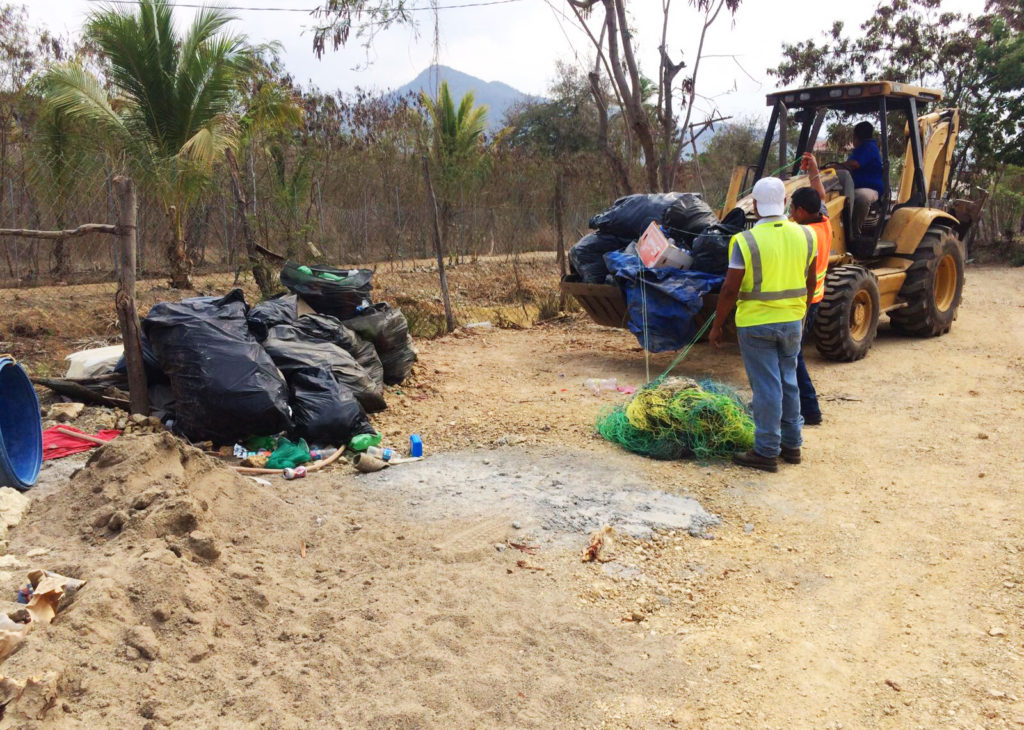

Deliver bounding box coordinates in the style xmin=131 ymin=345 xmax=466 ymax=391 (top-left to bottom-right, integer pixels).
xmin=0 ymin=224 xmax=117 ymax=240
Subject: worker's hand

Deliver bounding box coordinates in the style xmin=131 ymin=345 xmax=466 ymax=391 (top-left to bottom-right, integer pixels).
xmin=709 ymin=323 xmax=724 ymax=349
xmin=801 ymin=152 xmax=820 ymax=176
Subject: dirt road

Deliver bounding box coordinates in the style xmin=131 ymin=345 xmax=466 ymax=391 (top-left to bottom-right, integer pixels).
xmin=4 ymin=265 xmax=1022 ymax=727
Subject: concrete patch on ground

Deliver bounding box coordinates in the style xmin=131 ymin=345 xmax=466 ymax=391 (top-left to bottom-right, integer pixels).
xmin=355 ymin=447 xmax=720 ymax=544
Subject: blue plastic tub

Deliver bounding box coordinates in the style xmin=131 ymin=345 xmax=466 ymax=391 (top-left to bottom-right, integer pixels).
xmin=0 ymin=356 xmax=42 ymax=491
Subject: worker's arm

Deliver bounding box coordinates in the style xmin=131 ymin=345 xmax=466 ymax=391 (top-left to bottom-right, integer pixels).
xmin=710 ymin=267 xmax=743 ymax=349
xmin=823 ymin=159 xmax=861 ymax=172
xmin=801 ymin=153 xmax=828 ymax=199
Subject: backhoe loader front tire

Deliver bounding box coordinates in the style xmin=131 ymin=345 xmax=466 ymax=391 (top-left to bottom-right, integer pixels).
xmin=814 ymin=265 xmax=880 ymax=362
xmin=889 ymin=229 xmax=964 ymax=337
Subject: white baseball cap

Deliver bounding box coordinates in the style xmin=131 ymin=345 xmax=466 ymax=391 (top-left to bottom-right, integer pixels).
xmin=752 ymin=177 xmax=786 ymax=217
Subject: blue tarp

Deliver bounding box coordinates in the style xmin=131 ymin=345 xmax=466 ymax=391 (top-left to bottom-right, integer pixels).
xmin=604 ymin=251 xmax=724 ymax=353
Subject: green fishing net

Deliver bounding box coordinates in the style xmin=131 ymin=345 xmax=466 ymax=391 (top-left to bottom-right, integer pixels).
xmin=596 ymin=377 xmax=754 ymax=461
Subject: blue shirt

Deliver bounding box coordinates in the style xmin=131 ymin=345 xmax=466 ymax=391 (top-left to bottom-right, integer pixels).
xmin=847 ymin=139 xmax=884 ymax=195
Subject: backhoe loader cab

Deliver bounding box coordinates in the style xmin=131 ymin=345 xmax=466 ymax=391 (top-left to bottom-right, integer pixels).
xmin=722 ymin=80 xmax=975 ymax=361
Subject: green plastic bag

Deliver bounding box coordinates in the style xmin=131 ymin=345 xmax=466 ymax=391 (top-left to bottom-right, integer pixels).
xmin=348 ymin=431 xmax=382 ymax=452
xmin=266 ymin=437 xmax=312 ymax=470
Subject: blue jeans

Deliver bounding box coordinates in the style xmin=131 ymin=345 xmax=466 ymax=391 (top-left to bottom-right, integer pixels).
xmin=737 ymin=320 xmax=804 ymax=457
xmin=796 ymin=302 xmax=821 ymax=420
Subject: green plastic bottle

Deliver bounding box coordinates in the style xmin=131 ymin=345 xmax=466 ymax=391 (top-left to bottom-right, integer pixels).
xmin=348 ymin=431 xmax=382 ymax=452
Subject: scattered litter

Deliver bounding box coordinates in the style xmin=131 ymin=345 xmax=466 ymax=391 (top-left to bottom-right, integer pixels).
xmin=515 ymin=560 xmax=544 ymax=572
xmin=42 ymin=426 xmax=120 ymax=460
xmin=463 ymin=321 xmax=493 ymax=330
xmin=349 ymin=431 xmax=382 ymax=452
xmin=23 ymin=570 xmax=85 ymax=625
xmin=616 ymin=385 xmax=636 ymax=395
xmin=353 ymin=453 xmax=389 ymax=473
xmin=582 ymin=525 xmax=616 ymax=563
xmin=364 ymin=446 xmax=395 ymax=462
xmin=64 ymin=345 xmax=124 ymax=379
xmin=247 ymin=477 xmax=272 ymax=487
xmin=508 ymin=541 xmax=539 ymax=554
xmin=265 ymin=437 xmax=311 ymax=470
xmin=584 ymin=378 xmax=618 ymax=395
xmin=409 ymin=434 xmax=423 ymax=458
xmin=282 ymin=466 xmax=307 ymax=480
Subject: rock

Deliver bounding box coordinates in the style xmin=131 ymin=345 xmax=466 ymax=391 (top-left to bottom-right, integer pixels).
xmin=47 ymin=402 xmax=85 ymax=422
xmin=0 ymin=488 xmax=30 ymax=530
xmin=125 ymin=625 xmax=160 ymax=660
xmin=24 ymin=548 xmax=48 ymax=559
xmin=107 ymin=510 xmax=129 ymax=532
xmin=130 ymin=413 xmax=149 ymax=426
xmin=188 ymin=531 xmax=221 ymax=561
xmin=988 ymin=627 xmax=1007 ymax=637
xmin=494 ymin=543 xmax=507 ymax=552
xmin=977 ymin=432 xmax=989 ymax=440
xmin=512 ymin=521 xmax=522 ymax=530
xmin=0 ymin=555 xmax=23 ymax=569
xmin=743 ymin=523 xmax=754 ymax=534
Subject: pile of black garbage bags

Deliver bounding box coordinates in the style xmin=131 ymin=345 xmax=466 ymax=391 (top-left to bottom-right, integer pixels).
xmin=568 ymin=192 xmax=746 ymax=283
xmin=133 ymin=262 xmax=417 ymax=447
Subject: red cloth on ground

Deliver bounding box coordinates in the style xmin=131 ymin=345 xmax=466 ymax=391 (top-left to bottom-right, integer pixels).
xmin=42 ymin=426 xmax=121 ymax=460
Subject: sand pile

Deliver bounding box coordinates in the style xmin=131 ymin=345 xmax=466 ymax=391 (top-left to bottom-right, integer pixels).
xmin=1 ymin=434 xmax=686 ymax=728
xmin=0 ymin=434 xmax=308 ymax=726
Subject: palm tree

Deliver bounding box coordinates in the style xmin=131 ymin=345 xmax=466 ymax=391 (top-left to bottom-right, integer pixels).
xmin=420 ymin=82 xmax=488 ymax=258
xmin=43 ymin=0 xmax=252 ymax=288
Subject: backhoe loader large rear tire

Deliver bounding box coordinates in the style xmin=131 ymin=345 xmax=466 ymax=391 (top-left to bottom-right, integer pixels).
xmin=814 ymin=265 xmax=880 ymax=362
xmin=889 ymin=229 xmax=964 ymax=337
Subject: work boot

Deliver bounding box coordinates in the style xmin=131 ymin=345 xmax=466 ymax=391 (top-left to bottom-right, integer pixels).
xmin=780 ymin=445 xmax=801 ymax=464
xmin=733 ymin=450 xmax=778 ymax=473
xmin=803 ymin=413 xmax=822 ymax=426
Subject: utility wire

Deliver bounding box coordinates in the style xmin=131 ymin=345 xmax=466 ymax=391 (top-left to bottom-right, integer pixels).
xmin=84 ymin=0 xmax=527 ymax=11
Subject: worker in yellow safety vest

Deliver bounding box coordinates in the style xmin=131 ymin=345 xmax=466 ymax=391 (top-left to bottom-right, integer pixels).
xmin=709 ymin=177 xmax=817 ymax=472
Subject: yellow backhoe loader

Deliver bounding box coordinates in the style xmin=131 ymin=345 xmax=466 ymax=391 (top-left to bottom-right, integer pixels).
xmin=563 ymin=81 xmax=978 ymax=361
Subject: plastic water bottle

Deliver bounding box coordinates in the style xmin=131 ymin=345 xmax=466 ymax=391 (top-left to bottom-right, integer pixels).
xmin=364 ymin=446 xmax=394 ymax=462
xmin=282 ymin=466 xmax=307 ymax=480
xmin=309 ymin=448 xmax=336 ymax=461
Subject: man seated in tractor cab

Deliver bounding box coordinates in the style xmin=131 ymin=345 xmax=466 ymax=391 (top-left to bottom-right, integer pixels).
xmin=823 ymin=121 xmax=884 ymax=238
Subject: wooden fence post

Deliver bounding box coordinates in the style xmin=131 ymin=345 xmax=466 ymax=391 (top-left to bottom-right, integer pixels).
xmin=421 ymin=155 xmax=455 ymax=333
xmin=113 ymin=176 xmax=148 ymax=415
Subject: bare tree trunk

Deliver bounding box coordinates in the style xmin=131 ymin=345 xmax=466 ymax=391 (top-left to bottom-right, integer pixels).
xmin=422 ymin=155 xmax=455 ymax=333
xmin=226 ymin=147 xmax=275 ymax=297
xmin=113 ymin=177 xmax=148 ymax=416
xmin=554 ymin=171 xmax=568 ymax=309
xmin=166 ymin=205 xmax=193 ymax=289
xmin=588 ymin=71 xmax=633 ymax=194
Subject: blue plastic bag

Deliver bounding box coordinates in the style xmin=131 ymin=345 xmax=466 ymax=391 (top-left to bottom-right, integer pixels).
xmin=604 ymin=251 xmax=723 ymax=353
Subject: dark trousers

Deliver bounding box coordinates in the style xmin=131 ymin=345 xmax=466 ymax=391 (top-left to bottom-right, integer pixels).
xmin=796 ymin=302 xmax=821 ymax=420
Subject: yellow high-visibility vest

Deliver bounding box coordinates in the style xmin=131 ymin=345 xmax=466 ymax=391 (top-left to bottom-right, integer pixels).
xmin=729 ymin=219 xmax=815 ymax=327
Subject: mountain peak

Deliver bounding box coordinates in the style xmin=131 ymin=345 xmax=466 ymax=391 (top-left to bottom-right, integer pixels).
xmin=393 ymin=65 xmax=532 ymax=131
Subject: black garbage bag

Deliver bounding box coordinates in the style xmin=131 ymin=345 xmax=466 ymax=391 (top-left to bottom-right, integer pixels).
xmin=661 ymin=193 xmax=719 ymax=244
xmin=569 ymin=232 xmax=633 ymax=284
xmin=341 ymin=303 xmax=417 ymax=385
xmin=287 ymin=368 xmax=375 ymax=445
xmin=247 ymin=294 xmax=300 ymax=341
xmin=263 ymin=323 xmax=386 ymax=412
xmin=689 ymin=207 xmax=746 ymax=276
xmin=288 ymin=313 xmax=384 ymax=390
xmin=142 ymin=289 xmax=292 ymax=444
xmin=280 ymin=261 xmax=373 ymax=319
xmin=589 ymin=193 xmax=685 ymax=239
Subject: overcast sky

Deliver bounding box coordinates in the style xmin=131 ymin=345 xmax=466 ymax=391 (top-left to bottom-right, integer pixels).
xmin=22 ymin=0 xmax=987 ymax=123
